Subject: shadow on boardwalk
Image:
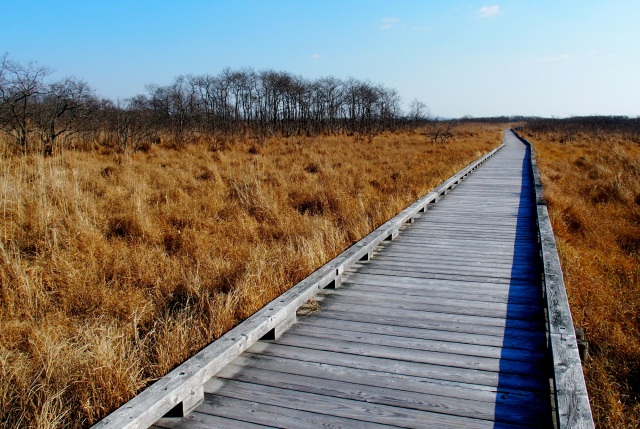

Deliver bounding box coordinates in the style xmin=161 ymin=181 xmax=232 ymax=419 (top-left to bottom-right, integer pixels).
xmin=495 ymin=138 xmax=554 ymax=428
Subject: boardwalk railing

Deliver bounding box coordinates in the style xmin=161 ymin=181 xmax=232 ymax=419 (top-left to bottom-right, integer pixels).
xmin=513 ymin=129 xmax=594 ymax=428
xmin=93 ymin=144 xmax=504 ymax=429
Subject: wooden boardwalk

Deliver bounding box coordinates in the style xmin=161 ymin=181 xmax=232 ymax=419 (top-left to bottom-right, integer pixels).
xmin=152 ymin=131 xmax=556 ymax=429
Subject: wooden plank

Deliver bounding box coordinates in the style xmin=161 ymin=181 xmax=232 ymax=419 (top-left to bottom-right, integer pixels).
xmin=341 ymin=272 xmax=543 ymax=294
xmin=153 ymin=412 xmax=276 ymax=429
xmin=245 ymin=342 xmax=550 ymax=392
xmin=397 ymin=230 xmax=537 ymax=240
xmin=285 ymin=323 xmax=547 ymax=363
xmin=344 ymin=270 xmax=539 ymax=287
xmin=350 ymin=260 xmax=540 ymax=280
xmin=310 ymin=308 xmax=548 ymax=348
xmin=377 ymin=235 xmax=537 ymax=247
xmin=373 ymin=249 xmax=540 ymax=262
xmin=318 ymin=300 xmax=546 ymax=331
xmin=367 ymin=246 xmax=540 ymax=260
xmin=225 ymin=352 xmax=547 ymax=406
xmin=370 ymin=249 xmax=539 ymax=265
xmin=295 ymin=315 xmax=545 ymax=350
xmin=364 ymin=253 xmax=540 ymax=271
xmin=274 ymin=332 xmax=549 ymax=377
xmin=342 ymin=272 xmax=542 ymax=293
xmin=349 ymin=267 xmax=535 ymax=286
xmin=338 ymin=281 xmax=543 ymax=307
xmin=319 ymin=287 xmax=544 ymax=318
xmin=204 ymin=378 xmax=525 ymax=429
xmin=198 ymin=394 xmax=395 ymax=429
xmin=341 ymin=274 xmax=544 ymax=297
xmin=358 ymin=250 xmax=540 ymax=268
xmin=315 ymin=291 xmax=545 ymax=321
xmin=214 ymin=363 xmax=551 ymax=427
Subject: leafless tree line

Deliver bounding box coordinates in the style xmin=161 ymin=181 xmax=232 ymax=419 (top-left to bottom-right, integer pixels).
xmin=140 ymin=68 xmax=408 ymax=137
xmin=1 ymin=54 xmax=437 ymax=155
xmin=523 ymin=116 xmax=640 ymax=143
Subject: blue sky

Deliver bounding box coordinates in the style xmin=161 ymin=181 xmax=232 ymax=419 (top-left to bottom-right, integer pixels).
xmin=2 ymin=1 xmax=638 ymax=118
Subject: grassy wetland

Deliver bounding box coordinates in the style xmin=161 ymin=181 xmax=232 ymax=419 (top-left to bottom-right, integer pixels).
xmin=523 ymin=118 xmax=640 ymax=428
xmin=0 ymin=124 xmax=502 ymax=428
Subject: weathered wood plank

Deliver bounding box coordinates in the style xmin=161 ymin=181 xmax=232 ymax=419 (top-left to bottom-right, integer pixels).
xmin=214 ymin=363 xmax=551 ymax=426
xmin=338 ymin=281 xmax=543 ymax=306
xmin=205 ymin=378 xmax=525 ymax=429
xmin=319 ymin=287 xmax=544 ymax=318
xmin=341 ymin=271 xmax=543 ymax=293
xmin=310 ymin=308 xmax=548 ymax=347
xmin=225 ymin=352 xmax=547 ymax=406
xmin=153 ymin=412 xmax=275 ymax=429
xmin=342 ymin=272 xmax=542 ymax=292
xmin=357 ymin=252 xmax=540 ymax=269
xmin=274 ymin=333 xmax=549 ymax=377
xmin=285 ymin=323 xmax=547 ymax=363
xmin=350 ymin=260 xmax=540 ymax=281
xmin=315 ymin=291 xmax=545 ymax=321
xmin=318 ymin=300 xmax=546 ymax=331
xmin=349 ymin=267 xmax=537 ymax=285
xmin=245 ymin=342 xmax=550 ymax=392
xmin=362 ymin=253 xmax=540 ymax=271
xmin=295 ymin=316 xmax=545 ymax=350
xmin=199 ymin=394 xmax=395 ymax=429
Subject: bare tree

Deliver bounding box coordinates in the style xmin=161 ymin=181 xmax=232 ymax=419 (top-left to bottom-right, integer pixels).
xmin=408 ymin=98 xmax=431 ymax=124
xmin=428 ymin=120 xmax=455 ymax=144
xmin=0 ymin=54 xmax=51 ymax=151
xmin=104 ymin=97 xmax=157 ymax=153
xmin=35 ymin=77 xmax=96 ymax=155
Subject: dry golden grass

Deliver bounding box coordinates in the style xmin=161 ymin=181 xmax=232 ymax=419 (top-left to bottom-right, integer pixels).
xmin=524 ymin=129 xmax=640 ymax=428
xmin=0 ymin=124 xmax=502 ymax=428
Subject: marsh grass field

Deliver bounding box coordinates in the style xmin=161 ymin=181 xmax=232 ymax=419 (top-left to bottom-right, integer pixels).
xmin=524 ymin=125 xmax=640 ymax=428
xmin=0 ymin=124 xmax=501 ymax=428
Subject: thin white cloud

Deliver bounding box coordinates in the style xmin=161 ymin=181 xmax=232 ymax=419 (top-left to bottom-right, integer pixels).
xmin=380 ymin=17 xmax=400 ymax=30
xmin=478 ymin=5 xmax=501 ymax=18
xmin=310 ymin=53 xmax=321 ymax=59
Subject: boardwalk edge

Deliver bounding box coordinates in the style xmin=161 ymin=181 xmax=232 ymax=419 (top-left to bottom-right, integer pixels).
xmin=92 ymin=142 xmax=504 ymax=429
xmin=511 ymin=128 xmax=595 ymax=429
